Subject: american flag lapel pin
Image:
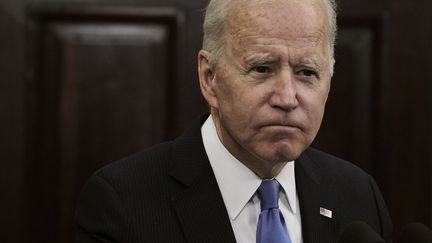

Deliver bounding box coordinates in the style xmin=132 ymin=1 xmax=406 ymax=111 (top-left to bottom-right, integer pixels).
xmin=320 ymin=207 xmax=333 ymax=219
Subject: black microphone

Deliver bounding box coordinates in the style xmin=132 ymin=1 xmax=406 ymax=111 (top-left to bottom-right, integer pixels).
xmin=400 ymin=222 xmax=432 ymax=243
xmin=338 ymin=221 xmax=385 ymax=243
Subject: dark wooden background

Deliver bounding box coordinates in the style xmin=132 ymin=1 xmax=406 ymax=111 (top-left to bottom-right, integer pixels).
xmin=1 ymin=0 xmax=431 ymax=242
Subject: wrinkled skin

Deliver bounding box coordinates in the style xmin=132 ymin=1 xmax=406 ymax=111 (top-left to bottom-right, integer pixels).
xmin=198 ymin=0 xmax=334 ymax=178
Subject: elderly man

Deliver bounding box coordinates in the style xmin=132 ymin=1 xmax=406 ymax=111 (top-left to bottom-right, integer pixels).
xmin=75 ymin=0 xmax=392 ymax=242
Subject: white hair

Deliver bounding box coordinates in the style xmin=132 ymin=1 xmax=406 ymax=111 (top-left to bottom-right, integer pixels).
xmin=202 ymin=0 xmax=337 ymax=67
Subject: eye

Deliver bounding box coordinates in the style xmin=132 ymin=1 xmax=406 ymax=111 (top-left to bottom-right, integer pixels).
xmin=298 ymin=69 xmax=318 ymax=78
xmin=252 ymin=66 xmax=272 ymax=74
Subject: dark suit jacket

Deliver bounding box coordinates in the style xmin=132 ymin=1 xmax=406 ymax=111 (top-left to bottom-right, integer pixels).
xmin=75 ymin=115 xmax=392 ymax=243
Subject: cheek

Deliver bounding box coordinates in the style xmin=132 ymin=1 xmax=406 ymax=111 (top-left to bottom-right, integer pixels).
xmin=300 ymin=90 xmax=328 ymax=126
xmin=221 ymin=99 xmax=255 ymax=128
xmin=216 ymin=79 xmax=256 ymax=117
xmin=218 ymin=92 xmax=264 ymax=139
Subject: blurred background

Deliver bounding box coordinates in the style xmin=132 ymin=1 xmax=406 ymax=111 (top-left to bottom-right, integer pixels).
xmin=1 ymin=0 xmax=431 ymax=242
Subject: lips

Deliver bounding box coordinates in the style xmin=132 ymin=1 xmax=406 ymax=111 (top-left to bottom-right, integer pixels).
xmin=259 ymin=122 xmax=303 ymax=131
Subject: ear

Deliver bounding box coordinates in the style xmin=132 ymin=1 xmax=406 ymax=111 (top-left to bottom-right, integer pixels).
xmin=198 ymin=50 xmax=219 ymax=109
xmin=330 ymin=58 xmax=335 ymax=77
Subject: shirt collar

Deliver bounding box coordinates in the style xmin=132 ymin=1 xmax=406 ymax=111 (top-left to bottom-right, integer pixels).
xmin=275 ymin=161 xmax=298 ymax=215
xmin=201 ymin=115 xmax=298 ymax=220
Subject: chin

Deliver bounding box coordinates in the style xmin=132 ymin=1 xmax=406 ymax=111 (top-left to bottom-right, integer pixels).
xmin=259 ymin=143 xmax=305 ymax=162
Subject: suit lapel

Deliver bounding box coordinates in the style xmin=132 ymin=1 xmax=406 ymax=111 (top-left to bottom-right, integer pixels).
xmin=296 ymin=150 xmax=339 ymax=243
xmin=168 ymin=115 xmax=236 ymax=243
xmin=170 ymin=167 xmax=236 ymax=243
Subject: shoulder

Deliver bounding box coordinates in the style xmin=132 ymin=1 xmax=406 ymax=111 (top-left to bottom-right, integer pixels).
xmin=84 ymin=114 xmax=208 ymax=196
xmin=301 ymin=147 xmax=371 ymax=181
xmin=75 ymin=140 xmax=187 ymax=241
xmin=299 ymin=148 xmax=393 ymax=240
xmin=298 ymin=147 xmax=378 ymax=197
xmin=92 ymin=114 xmax=207 ymax=187
xmin=94 ymin=141 xmax=174 ymax=189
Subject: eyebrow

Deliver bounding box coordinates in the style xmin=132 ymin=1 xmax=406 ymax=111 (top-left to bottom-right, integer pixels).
xmin=243 ymin=53 xmax=279 ymax=65
xmin=297 ymin=57 xmax=325 ymax=70
xmin=243 ymin=52 xmax=328 ymax=70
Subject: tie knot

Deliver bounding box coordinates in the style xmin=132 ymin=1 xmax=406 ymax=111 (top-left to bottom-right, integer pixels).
xmin=257 ymin=180 xmax=281 ymax=211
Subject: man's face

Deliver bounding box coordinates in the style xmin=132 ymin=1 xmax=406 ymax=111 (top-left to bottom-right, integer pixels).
xmin=201 ymin=0 xmax=333 ymax=170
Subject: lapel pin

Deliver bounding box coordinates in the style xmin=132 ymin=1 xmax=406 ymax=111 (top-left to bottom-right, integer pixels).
xmin=320 ymin=207 xmax=333 ymax=219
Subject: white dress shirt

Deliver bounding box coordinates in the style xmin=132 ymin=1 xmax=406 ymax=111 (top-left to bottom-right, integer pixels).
xmin=201 ymin=115 xmax=303 ymax=243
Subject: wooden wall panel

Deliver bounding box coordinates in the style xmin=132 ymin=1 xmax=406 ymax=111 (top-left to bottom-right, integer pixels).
xmin=313 ymin=13 xmax=390 ymax=181
xmin=25 ymin=5 xmax=185 ymax=242
xmin=384 ymin=0 xmax=432 ymax=233
xmin=315 ymin=28 xmax=374 ymax=171
xmin=0 ymin=3 xmax=26 ymax=243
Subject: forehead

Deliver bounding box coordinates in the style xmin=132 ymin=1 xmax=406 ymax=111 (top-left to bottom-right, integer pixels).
xmin=225 ymin=0 xmax=328 ymax=46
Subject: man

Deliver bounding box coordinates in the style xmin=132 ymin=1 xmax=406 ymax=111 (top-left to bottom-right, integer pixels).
xmin=75 ymin=0 xmax=392 ymax=242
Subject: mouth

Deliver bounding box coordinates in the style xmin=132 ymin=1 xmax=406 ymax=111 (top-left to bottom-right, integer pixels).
xmin=259 ymin=123 xmax=303 ymax=131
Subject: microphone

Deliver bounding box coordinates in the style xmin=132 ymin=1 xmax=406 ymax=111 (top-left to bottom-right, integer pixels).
xmin=399 ymin=222 xmax=432 ymax=243
xmin=338 ymin=221 xmax=385 ymax=243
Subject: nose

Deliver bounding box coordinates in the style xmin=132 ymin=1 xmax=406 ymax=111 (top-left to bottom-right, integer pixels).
xmin=268 ymin=70 xmax=299 ymax=111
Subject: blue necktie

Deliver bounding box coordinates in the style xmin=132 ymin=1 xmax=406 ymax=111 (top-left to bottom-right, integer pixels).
xmin=256 ymin=180 xmax=291 ymax=243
